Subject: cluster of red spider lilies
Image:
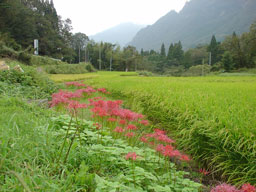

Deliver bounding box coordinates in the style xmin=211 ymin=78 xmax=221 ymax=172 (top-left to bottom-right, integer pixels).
xmin=50 ymin=82 xmax=191 ymax=163
xmin=49 ymin=81 xmax=255 ymax=192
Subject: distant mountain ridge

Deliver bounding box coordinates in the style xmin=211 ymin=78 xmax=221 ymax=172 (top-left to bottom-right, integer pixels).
xmin=129 ymin=0 xmax=256 ymax=50
xmin=90 ymin=23 xmax=144 ymax=47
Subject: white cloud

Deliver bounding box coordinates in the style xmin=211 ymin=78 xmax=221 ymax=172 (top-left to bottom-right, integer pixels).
xmin=53 ymin=0 xmax=188 ymax=35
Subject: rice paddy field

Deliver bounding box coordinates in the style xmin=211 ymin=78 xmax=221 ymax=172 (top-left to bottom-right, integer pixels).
xmin=50 ymin=72 xmax=256 ymax=185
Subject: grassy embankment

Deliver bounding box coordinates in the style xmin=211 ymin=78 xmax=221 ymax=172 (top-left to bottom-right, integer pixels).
xmin=50 ymin=72 xmax=256 ymax=185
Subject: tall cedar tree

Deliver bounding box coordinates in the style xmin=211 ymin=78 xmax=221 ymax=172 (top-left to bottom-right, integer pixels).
xmin=222 ymin=51 xmax=233 ymax=71
xmin=207 ymin=35 xmax=218 ymax=64
xmin=173 ymin=41 xmax=184 ymax=62
xmin=167 ymin=43 xmax=174 ymax=60
xmin=160 ymin=43 xmax=166 ymax=57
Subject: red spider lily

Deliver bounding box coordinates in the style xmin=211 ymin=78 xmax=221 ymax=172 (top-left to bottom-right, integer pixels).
xmin=78 ymin=103 xmax=88 ymax=108
xmin=144 ymin=129 xmax=175 ymax=144
xmin=113 ymin=127 xmax=124 ymax=133
xmin=89 ymin=99 xmax=143 ymax=122
xmin=140 ymin=136 xmax=148 ymax=143
xmin=155 ymin=134 xmax=175 ymax=144
xmin=127 ymin=124 xmax=137 ymax=130
xmin=93 ymin=123 xmax=101 ymax=130
xmin=124 ymin=111 xmax=135 ymax=120
xmin=91 ymin=107 xmax=109 ymax=117
xmin=179 ymin=154 xmax=191 ymax=162
xmin=110 ymin=109 xmax=122 ymax=117
xmin=199 ymin=168 xmax=210 ymax=176
xmin=156 ymin=144 xmax=165 ymax=153
xmin=162 ymin=145 xmax=174 ymax=157
xmin=210 ymin=183 xmax=240 ymax=192
xmin=107 ymin=100 xmax=120 ymax=109
xmin=97 ymin=88 xmax=110 ymax=94
xmin=90 ymin=100 xmax=122 ymax=117
xmin=117 ymin=109 xmax=143 ymax=122
xmin=90 ymin=100 xmax=121 ymax=109
xmin=67 ymin=100 xmax=87 ymax=109
xmin=170 ymin=150 xmax=181 ymax=158
xmin=49 ymin=96 xmax=69 ymax=107
xmin=67 ymin=100 xmax=80 ymax=109
xmin=125 ymin=152 xmax=137 ymax=161
xmin=75 ymin=87 xmax=97 ymax=95
xmin=125 ymin=132 xmax=135 ymax=138
xmin=154 ymin=129 xmax=166 ymax=134
xmin=119 ymin=119 xmax=126 ymax=125
xmin=98 ymin=109 xmax=109 ymax=117
xmin=145 ymin=133 xmax=155 ymax=138
xmin=67 ymin=100 xmax=87 ymax=110
xmin=115 ymin=100 xmax=123 ymax=105
xmin=138 ymin=114 xmax=144 ymax=119
xmin=49 ymin=90 xmax=83 ymax=107
xmin=107 ymin=117 xmax=117 ymax=122
xmin=241 ymin=183 xmax=256 ymax=192
xmin=139 ymin=120 xmax=149 ymax=126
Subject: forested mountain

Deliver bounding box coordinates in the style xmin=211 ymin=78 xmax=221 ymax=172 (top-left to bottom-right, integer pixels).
xmin=129 ymin=0 xmax=256 ymax=51
xmin=90 ymin=23 xmax=144 ymax=47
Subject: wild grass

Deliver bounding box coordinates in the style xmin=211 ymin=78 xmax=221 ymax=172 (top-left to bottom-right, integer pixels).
xmin=49 ymin=72 xmax=256 ymax=185
xmin=0 ymin=97 xmax=59 ymax=191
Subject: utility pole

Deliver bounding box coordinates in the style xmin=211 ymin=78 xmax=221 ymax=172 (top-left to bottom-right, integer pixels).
xmin=202 ymin=59 xmax=205 ymax=76
xmin=109 ymin=44 xmax=116 ymax=71
xmin=134 ymin=55 xmax=137 ymax=71
xmin=99 ymin=43 xmax=101 ymax=70
xmin=84 ymin=41 xmax=88 ymax=62
xmin=85 ymin=47 xmax=86 ymax=62
xmin=110 ymin=50 xmax=112 ymax=71
xmin=78 ymin=46 xmax=81 ymax=63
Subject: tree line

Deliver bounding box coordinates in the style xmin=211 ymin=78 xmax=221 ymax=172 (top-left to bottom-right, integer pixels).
xmin=0 ymin=0 xmax=255 ymax=73
xmin=84 ymin=20 xmax=256 ymax=73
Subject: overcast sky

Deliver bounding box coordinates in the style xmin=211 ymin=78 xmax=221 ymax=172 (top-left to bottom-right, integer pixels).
xmin=53 ymin=0 xmax=188 ymax=36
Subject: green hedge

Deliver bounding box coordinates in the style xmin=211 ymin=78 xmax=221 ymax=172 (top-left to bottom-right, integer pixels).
xmin=44 ymin=62 xmax=96 ymax=74
xmin=31 ymin=55 xmax=68 ymax=66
